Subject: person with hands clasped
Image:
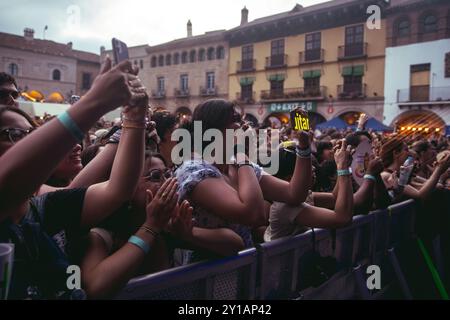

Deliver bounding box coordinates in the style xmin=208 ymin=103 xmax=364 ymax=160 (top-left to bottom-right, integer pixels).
xmin=80 ymin=178 xmax=179 ymax=299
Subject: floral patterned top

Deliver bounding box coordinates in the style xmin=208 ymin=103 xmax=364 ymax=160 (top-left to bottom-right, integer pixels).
xmin=174 ymin=159 xmax=266 ymax=263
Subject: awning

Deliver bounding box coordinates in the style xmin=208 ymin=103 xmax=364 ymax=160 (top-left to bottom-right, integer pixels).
xmin=268 ymin=74 xmax=285 ymax=81
xmin=342 ymin=65 xmax=365 ymax=76
xmin=239 ymin=77 xmax=255 ymax=86
xmin=353 ymin=65 xmax=365 ymax=76
xmin=303 ymin=69 xmax=321 ymax=79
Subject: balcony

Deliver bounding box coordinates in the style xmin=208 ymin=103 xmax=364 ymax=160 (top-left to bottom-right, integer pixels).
xmin=200 ymin=86 xmax=218 ymax=97
xmin=299 ymin=49 xmax=324 ymax=64
xmin=151 ymin=90 xmax=166 ymax=99
xmin=265 ymin=54 xmax=288 ymax=69
xmin=235 ymin=91 xmax=256 ymax=104
xmin=260 ymin=86 xmax=327 ymax=101
xmin=174 ymin=88 xmax=190 ymax=98
xmin=338 ymin=43 xmax=368 ymax=60
xmin=236 ymin=59 xmax=256 ymax=73
xmin=397 ymin=86 xmax=450 ymax=103
xmin=337 ymin=84 xmax=367 ymax=100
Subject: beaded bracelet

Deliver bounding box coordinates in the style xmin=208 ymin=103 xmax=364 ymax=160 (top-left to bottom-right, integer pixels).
xmin=337 ymin=169 xmax=352 ymax=176
xmin=363 ymin=174 xmax=377 ymax=182
xmin=295 ymin=146 xmax=311 ymax=158
xmin=139 ymin=225 xmax=160 ymax=239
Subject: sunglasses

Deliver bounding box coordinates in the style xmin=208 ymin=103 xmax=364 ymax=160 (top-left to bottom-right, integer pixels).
xmin=231 ymin=112 xmax=243 ymax=124
xmin=0 ymin=89 xmax=19 ymax=100
xmin=143 ymin=168 xmax=172 ymax=182
xmin=0 ymin=127 xmax=35 ymax=144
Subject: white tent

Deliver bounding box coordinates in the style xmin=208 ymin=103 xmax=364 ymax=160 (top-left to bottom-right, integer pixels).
xmin=18 ymin=101 xmax=121 ymax=122
xmin=18 ymin=101 xmax=69 ymax=117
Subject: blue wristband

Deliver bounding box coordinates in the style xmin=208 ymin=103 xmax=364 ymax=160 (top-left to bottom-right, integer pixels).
xmin=364 ymin=174 xmax=377 ymax=182
xmin=337 ymin=169 xmax=351 ymax=176
xmin=57 ymin=111 xmax=84 ymax=142
xmin=128 ymin=235 xmax=150 ymax=254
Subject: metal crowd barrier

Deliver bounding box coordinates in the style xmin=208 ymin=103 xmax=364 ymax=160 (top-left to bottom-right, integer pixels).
xmin=116 ymin=199 xmax=446 ymax=300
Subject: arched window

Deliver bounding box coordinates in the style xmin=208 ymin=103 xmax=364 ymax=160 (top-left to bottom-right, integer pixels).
xmin=207 ymin=47 xmax=215 ymax=60
xmin=396 ymin=19 xmax=410 ymax=37
xmin=158 ymin=55 xmax=164 ymax=67
xmin=151 ymin=56 xmax=157 ymax=68
xmin=181 ymin=51 xmax=188 ymax=64
xmin=8 ymin=63 xmax=18 ymax=76
xmin=216 ymin=46 xmax=225 ymax=59
xmin=422 ymin=14 xmax=438 ymax=33
xmin=198 ymin=48 xmax=205 ymax=61
xmin=165 ymin=54 xmax=172 ymax=66
xmin=174 ymin=53 xmax=180 ymax=65
xmin=189 ymin=50 xmax=196 ymax=63
xmin=52 ymin=69 xmax=61 ymax=81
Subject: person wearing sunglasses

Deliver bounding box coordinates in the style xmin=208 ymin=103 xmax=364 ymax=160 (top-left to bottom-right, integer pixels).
xmin=0 ymin=57 xmax=152 ymax=299
xmin=0 ymin=72 xmax=19 ymax=107
xmin=79 ymin=152 xmax=243 ymax=298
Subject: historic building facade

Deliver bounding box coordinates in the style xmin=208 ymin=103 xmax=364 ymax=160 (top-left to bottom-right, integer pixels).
xmin=0 ymin=28 xmax=100 ymax=100
xmin=226 ymin=0 xmax=389 ymax=127
xmin=383 ymin=0 xmax=450 ymax=132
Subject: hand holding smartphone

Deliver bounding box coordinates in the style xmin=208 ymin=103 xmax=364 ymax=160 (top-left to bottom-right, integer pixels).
xmin=112 ymin=38 xmax=129 ymax=65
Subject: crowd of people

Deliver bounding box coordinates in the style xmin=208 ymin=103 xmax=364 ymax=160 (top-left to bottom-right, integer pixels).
xmin=1 ymin=58 xmax=450 ymax=299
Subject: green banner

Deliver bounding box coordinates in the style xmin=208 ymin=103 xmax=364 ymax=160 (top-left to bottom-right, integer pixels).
xmin=267 ymin=101 xmax=317 ymax=113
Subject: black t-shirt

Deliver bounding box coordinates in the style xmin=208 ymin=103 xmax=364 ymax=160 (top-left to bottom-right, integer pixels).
xmin=0 ymin=188 xmax=87 ymax=299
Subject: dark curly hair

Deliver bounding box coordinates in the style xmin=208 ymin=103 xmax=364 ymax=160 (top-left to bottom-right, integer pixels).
xmin=0 ymin=72 xmax=18 ymax=89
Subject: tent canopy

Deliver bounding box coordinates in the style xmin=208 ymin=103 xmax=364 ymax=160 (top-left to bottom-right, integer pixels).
xmin=315 ymin=117 xmax=393 ymax=132
xmin=315 ymin=117 xmax=349 ymax=130
xmin=363 ymin=117 xmax=393 ymax=132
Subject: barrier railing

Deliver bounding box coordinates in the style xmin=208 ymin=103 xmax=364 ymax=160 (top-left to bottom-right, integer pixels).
xmin=116 ymin=199 xmax=445 ymax=300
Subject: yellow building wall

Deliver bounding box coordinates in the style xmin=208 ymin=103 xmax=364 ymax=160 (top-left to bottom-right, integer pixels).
xmin=229 ymin=20 xmax=386 ymax=102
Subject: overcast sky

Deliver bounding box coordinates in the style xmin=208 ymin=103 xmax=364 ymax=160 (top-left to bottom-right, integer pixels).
xmin=0 ymin=0 xmax=328 ymax=54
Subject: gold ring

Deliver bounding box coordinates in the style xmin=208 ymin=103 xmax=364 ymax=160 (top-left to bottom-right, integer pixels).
xmin=162 ymin=192 xmax=168 ymax=198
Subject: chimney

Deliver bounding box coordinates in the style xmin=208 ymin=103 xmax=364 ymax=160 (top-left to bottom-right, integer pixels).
xmin=241 ymin=6 xmax=249 ymax=25
xmin=187 ymin=20 xmax=192 ymax=37
xmin=67 ymin=42 xmax=73 ymax=49
xmin=23 ymin=28 xmax=34 ymax=40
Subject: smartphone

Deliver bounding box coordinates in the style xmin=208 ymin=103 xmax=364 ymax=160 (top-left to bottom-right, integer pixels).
xmin=290 ymin=109 xmax=310 ymax=131
xmin=112 ymin=38 xmax=129 ymax=64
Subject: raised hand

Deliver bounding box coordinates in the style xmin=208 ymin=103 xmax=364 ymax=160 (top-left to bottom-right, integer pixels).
xmin=367 ymin=156 xmax=384 ymax=176
xmin=437 ymin=152 xmax=450 ymax=174
xmin=357 ymin=113 xmax=369 ymax=130
xmin=167 ymin=200 xmax=194 ymax=240
xmin=83 ymin=56 xmax=147 ymax=113
xmin=144 ymin=178 xmax=178 ymax=232
xmin=334 ymin=139 xmax=352 ymax=170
